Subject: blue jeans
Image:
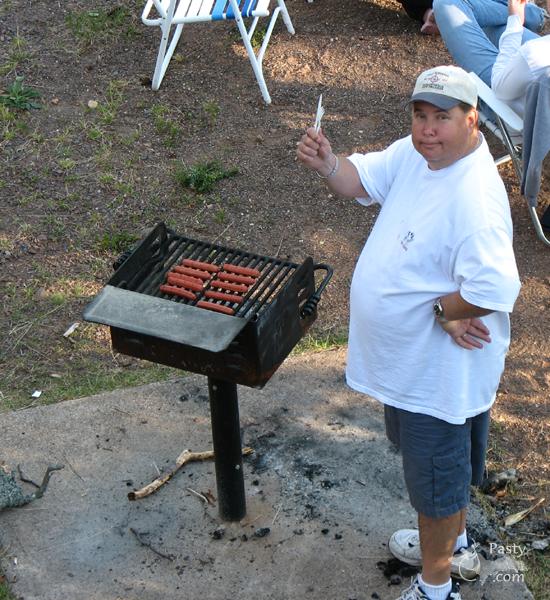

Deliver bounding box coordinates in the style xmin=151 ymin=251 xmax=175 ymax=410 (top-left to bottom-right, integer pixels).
xmin=433 ymin=0 xmax=544 ymax=84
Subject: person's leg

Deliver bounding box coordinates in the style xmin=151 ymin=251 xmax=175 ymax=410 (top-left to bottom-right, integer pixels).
xmin=488 ymin=0 xmax=546 ymax=32
xmin=418 ymin=511 xmax=462 ymax=584
xmin=433 ymin=0 xmax=540 ymax=84
xmin=434 ymin=0 xmax=501 ymax=84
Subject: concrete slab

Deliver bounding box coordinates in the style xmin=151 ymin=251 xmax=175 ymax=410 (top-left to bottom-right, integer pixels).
xmin=0 ymin=349 xmax=532 ymax=600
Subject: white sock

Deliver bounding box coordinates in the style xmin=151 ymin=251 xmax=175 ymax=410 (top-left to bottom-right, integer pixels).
xmin=453 ymin=529 xmax=468 ymax=553
xmin=418 ymin=574 xmax=452 ymax=600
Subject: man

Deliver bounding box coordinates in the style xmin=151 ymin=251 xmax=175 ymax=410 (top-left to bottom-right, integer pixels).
xmin=296 ymin=66 xmax=521 ymax=600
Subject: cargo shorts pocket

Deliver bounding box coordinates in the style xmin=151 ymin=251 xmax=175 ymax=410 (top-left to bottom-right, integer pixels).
xmin=432 ymin=448 xmax=471 ymax=514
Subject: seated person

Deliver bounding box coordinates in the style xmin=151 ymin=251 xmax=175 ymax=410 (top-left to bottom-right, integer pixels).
xmin=433 ymin=0 xmax=550 ymax=116
xmin=492 ymin=0 xmax=550 ymax=117
xmin=433 ymin=0 xmax=548 ymax=86
xmin=398 ymin=0 xmax=546 ymax=36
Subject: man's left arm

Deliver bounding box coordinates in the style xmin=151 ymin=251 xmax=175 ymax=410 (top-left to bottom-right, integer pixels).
xmin=434 ymin=292 xmax=493 ymax=350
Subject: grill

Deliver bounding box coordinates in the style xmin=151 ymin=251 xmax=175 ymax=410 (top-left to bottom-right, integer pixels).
xmin=84 ymin=222 xmax=332 ymax=520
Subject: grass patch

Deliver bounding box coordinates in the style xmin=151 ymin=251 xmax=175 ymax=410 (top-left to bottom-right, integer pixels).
xmin=174 ymin=160 xmax=238 ymax=194
xmin=201 ymin=100 xmax=220 ymax=127
xmin=65 ymin=7 xmax=137 ymax=45
xmin=1 ymin=359 xmax=178 ymax=412
xmin=97 ymin=80 xmax=128 ymax=125
xmin=292 ymin=330 xmax=348 ymax=355
xmin=0 ymin=35 xmax=31 ymax=76
xmin=98 ymin=230 xmax=139 ymax=253
xmin=0 ymin=578 xmax=16 ymax=600
xmin=151 ymin=105 xmax=182 ymax=147
xmin=523 ymin=551 xmax=550 ymax=600
xmin=0 ymin=77 xmax=41 ymax=110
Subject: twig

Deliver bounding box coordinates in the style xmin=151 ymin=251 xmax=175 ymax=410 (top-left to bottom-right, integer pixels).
xmin=271 ymin=504 xmax=282 ymax=525
xmin=129 ymin=527 xmax=174 ymax=561
xmin=17 ymin=465 xmax=40 ymax=488
xmin=60 ymin=454 xmax=84 ymax=482
xmin=186 ymin=487 xmax=208 ymax=504
xmin=128 ymin=446 xmax=254 ymax=501
xmin=212 ymin=221 xmax=235 ymax=245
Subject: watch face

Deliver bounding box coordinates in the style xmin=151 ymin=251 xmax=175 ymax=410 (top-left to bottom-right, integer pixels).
xmin=434 ymin=299 xmax=443 ymax=317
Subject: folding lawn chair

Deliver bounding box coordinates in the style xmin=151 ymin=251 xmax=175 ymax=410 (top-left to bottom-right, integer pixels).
xmin=469 ymin=72 xmax=550 ymax=247
xmin=141 ymin=0 xmax=295 ymax=104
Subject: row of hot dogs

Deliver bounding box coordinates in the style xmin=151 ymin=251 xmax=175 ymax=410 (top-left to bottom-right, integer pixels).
xmin=159 ymin=258 xmax=261 ymax=315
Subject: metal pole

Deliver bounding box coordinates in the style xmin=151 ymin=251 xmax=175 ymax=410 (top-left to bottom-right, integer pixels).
xmin=207 ymin=377 xmax=246 ymax=521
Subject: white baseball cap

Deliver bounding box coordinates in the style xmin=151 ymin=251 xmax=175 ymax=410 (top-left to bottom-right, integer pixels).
xmin=410 ymin=65 xmax=478 ymax=110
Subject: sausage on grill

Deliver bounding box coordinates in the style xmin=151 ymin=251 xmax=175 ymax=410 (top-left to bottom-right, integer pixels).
xmin=211 ymin=280 xmax=249 ymax=294
xmin=205 ymin=290 xmax=244 ymax=304
xmin=172 ymin=265 xmax=212 ymax=280
xmin=222 ymin=263 xmax=261 ymax=278
xmin=217 ymin=271 xmax=257 ymax=285
xmin=166 ymin=273 xmax=204 ymax=292
xmin=196 ymin=301 xmax=235 ymax=315
xmin=160 ymin=285 xmax=196 ymax=301
xmin=182 ymin=259 xmax=220 ymax=272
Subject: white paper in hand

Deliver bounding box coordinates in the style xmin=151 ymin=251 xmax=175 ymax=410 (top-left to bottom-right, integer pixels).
xmin=314 ymin=94 xmax=324 ymax=133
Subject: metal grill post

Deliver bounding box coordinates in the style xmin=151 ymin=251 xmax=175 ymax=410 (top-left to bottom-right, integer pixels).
xmin=207 ymin=377 xmax=246 ymax=521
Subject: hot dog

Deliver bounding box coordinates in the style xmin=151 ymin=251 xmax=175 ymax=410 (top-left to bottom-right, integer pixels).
xmin=160 ymin=284 xmax=196 ymax=301
xmin=182 ymin=259 xmax=220 ymax=273
xmin=172 ymin=265 xmax=212 ymax=280
xmin=217 ymin=271 xmax=257 ymax=285
xmin=222 ymin=263 xmax=261 ymax=277
xmin=196 ymin=301 xmax=235 ymax=315
xmin=204 ymin=290 xmax=244 ymax=304
xmin=166 ymin=273 xmax=204 ymax=292
xmin=211 ymin=279 xmax=249 ymax=294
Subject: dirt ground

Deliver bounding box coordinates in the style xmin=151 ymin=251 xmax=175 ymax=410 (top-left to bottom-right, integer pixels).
xmin=0 ymin=0 xmax=548 ymax=543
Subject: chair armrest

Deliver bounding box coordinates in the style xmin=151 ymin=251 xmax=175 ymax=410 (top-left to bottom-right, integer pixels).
xmin=142 ymin=0 xmax=167 ymax=25
xmin=468 ymin=72 xmax=524 ymax=132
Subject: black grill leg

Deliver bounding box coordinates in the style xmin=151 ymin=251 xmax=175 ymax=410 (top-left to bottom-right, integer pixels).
xmin=207 ymin=377 xmax=246 ymax=521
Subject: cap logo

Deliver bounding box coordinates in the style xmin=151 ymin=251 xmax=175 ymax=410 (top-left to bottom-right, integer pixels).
xmin=422 ymin=72 xmax=449 ymax=92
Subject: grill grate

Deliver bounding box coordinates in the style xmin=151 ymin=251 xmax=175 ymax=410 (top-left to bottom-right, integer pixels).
xmin=113 ymin=226 xmax=299 ymax=318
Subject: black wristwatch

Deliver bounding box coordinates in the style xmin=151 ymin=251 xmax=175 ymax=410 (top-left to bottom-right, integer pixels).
xmin=433 ymin=297 xmax=448 ymax=323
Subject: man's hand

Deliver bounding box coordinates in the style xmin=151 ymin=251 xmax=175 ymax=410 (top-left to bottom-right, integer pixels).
xmin=420 ymin=9 xmax=439 ymax=35
xmin=437 ymin=317 xmax=492 ymax=349
xmin=296 ymin=127 xmax=335 ymax=175
xmin=508 ymin=0 xmax=527 ymax=24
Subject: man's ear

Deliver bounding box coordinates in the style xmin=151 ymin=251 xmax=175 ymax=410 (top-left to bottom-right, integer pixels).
xmin=468 ymin=108 xmax=479 ymax=131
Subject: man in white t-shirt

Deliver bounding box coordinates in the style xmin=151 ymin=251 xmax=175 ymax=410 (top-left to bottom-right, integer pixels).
xmin=296 ymin=65 xmax=521 ymax=600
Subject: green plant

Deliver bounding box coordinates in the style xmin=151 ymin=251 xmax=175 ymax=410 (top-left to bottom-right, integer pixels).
xmin=214 ymin=207 xmax=226 ymax=224
xmin=202 ymin=100 xmax=220 ymax=127
xmin=0 ymin=77 xmax=41 ymax=110
xmin=97 ymin=80 xmax=127 ymax=125
xmin=0 ymin=35 xmax=31 ymax=76
xmin=151 ymin=105 xmax=182 ymax=147
xmin=174 ymin=160 xmax=238 ymax=194
xmin=99 ymin=230 xmax=139 ymax=253
xmin=251 ymin=26 xmax=267 ymax=50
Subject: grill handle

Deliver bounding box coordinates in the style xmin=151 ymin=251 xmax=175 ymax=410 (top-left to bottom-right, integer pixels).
xmin=300 ymin=263 xmax=333 ymax=317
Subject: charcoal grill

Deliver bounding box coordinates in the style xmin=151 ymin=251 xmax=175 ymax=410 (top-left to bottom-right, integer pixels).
xmin=84 ymin=222 xmax=332 ymax=520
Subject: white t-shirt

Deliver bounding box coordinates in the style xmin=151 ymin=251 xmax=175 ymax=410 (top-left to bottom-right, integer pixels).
xmin=492 ymin=15 xmax=550 ymax=117
xmin=346 ymin=135 xmax=521 ymax=425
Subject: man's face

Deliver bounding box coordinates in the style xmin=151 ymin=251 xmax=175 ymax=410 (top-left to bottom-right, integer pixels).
xmin=411 ymin=101 xmax=477 ymax=170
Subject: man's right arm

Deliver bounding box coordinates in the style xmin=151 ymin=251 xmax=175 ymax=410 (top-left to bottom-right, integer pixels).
xmin=296 ymin=127 xmax=368 ymax=198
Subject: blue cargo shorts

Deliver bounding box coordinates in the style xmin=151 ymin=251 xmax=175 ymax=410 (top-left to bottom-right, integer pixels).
xmin=384 ymin=405 xmax=490 ymax=519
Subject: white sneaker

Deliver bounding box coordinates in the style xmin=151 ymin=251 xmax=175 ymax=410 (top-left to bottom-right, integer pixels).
xmin=395 ymin=576 xmax=462 ymax=600
xmin=389 ymin=529 xmax=481 ymax=581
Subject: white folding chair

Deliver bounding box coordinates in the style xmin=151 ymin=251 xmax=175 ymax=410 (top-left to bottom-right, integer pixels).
xmin=469 ymin=72 xmax=550 ymax=247
xmin=141 ymin=0 xmax=295 ymax=104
